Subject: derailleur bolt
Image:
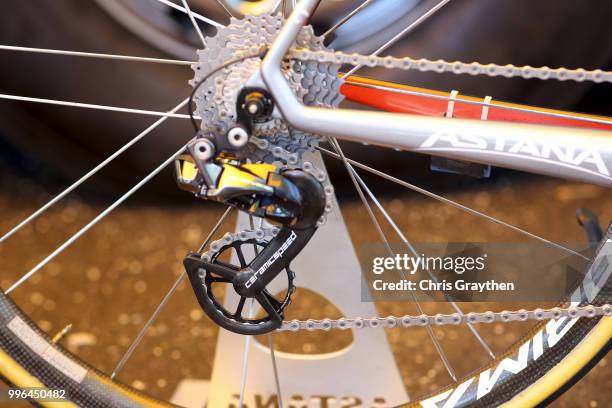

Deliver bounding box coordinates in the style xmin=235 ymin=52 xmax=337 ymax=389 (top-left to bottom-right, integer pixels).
xmin=247 ymin=100 xmax=262 ymax=115
xmin=245 ymin=93 xmax=265 ymax=116
xmin=192 ymin=138 xmax=216 ymax=162
xmin=227 ymin=126 xmax=250 ymax=148
xmin=243 ymin=90 xmax=273 ymax=120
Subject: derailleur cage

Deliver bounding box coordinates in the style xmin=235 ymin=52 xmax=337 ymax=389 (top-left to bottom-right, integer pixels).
xmin=184 ymin=237 xmax=296 ymax=336
xmin=182 ymin=171 xmax=324 ymax=334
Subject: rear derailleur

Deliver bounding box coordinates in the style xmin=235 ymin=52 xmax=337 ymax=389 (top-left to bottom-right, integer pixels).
xmin=176 ymin=89 xmax=326 ymax=335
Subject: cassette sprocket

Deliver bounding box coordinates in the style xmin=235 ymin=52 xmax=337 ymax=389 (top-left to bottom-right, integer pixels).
xmin=190 ymin=12 xmax=344 ymax=164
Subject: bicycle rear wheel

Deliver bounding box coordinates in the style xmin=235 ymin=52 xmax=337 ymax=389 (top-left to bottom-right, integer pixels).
xmin=0 ymin=1 xmax=610 ymax=407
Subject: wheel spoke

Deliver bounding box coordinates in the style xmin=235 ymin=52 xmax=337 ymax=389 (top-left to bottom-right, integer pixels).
xmin=108 ymin=206 xmax=232 ymax=378
xmin=344 ymin=79 xmax=612 ymax=127
xmin=111 ymin=272 xmax=186 ymax=379
xmin=180 ymin=0 xmax=206 ymax=46
xmin=0 ymin=44 xmax=193 ymax=65
xmin=0 ymin=98 xmax=189 ymax=245
xmin=152 ymin=0 xmax=224 ymax=28
xmin=278 ymin=0 xmax=287 ymax=18
xmin=238 ymin=299 xmax=255 ymax=407
xmin=0 ymin=93 xmax=198 ymax=119
xmin=322 ymin=0 xmax=374 ymax=39
xmin=268 ymin=333 xmax=284 ymax=408
xmin=351 ymin=170 xmax=495 ymax=359
xmin=199 ymin=207 xmax=235 ymax=252
xmin=317 ymin=146 xmax=589 ymax=261
xmin=214 ymin=0 xmax=235 ymax=18
xmin=4 ymin=146 xmax=187 ymax=294
xmin=342 ymin=0 xmax=452 ymax=78
xmin=328 ymin=137 xmax=458 ymax=382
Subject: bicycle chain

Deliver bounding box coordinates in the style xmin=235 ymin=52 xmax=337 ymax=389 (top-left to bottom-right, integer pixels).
xmin=288 ymin=48 xmax=612 ymax=83
xmin=200 ymin=227 xmax=280 ymax=263
xmin=278 ymin=304 xmax=612 ymax=332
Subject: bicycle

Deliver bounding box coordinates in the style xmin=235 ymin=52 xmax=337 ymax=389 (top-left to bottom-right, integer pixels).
xmin=0 ymin=0 xmax=611 ymax=407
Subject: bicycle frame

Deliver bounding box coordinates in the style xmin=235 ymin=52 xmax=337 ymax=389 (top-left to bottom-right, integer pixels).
xmin=260 ymin=0 xmax=612 ymax=187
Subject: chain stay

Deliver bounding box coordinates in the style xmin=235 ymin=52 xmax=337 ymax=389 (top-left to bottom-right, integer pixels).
xmin=288 ymin=49 xmax=612 ymax=83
